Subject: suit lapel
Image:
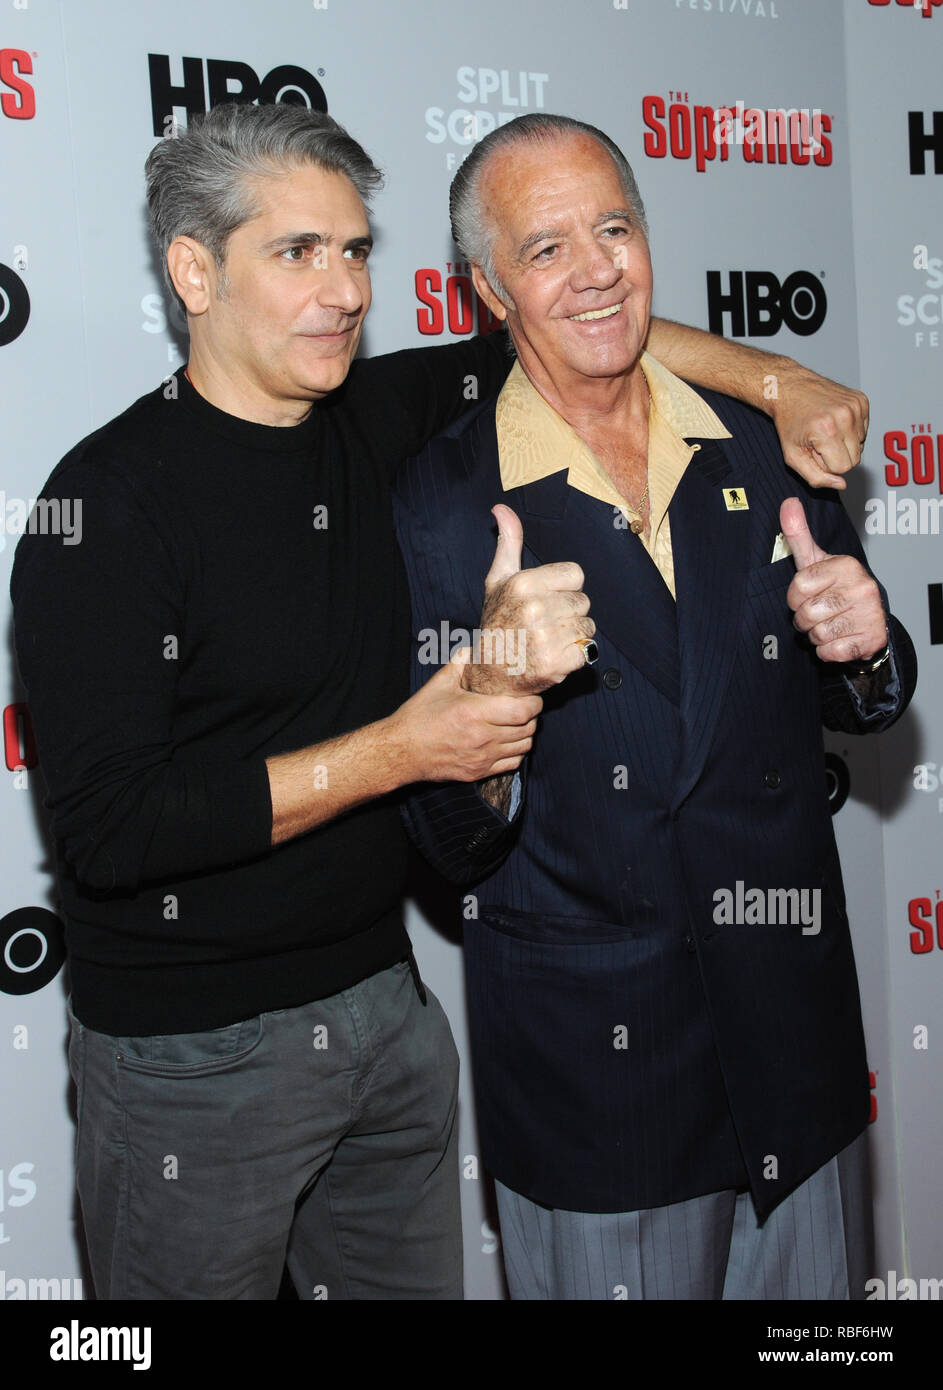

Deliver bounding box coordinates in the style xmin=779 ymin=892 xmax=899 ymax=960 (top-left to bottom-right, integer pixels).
xmin=671 ymin=438 xmax=754 ymax=805
xmin=517 ymin=480 xmax=681 ymax=706
xmin=465 ymin=389 xmax=684 ymax=707
xmin=467 ymin=411 xmax=759 ymax=739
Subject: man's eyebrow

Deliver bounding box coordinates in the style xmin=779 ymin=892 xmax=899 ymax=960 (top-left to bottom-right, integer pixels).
xmin=259 ymin=231 xmax=325 ymax=253
xmin=516 ymin=210 xmax=636 ymax=261
xmin=517 ymin=227 xmax=566 ymax=260
xmin=258 ymin=231 xmax=374 ymax=254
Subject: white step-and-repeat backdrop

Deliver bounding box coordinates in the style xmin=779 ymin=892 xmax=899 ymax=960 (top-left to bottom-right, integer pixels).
xmin=1 ymin=0 xmax=939 ymax=1302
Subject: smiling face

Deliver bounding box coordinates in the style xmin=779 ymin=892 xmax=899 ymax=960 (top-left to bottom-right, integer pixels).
xmin=471 ymin=133 xmax=653 ymax=403
xmin=176 ymin=161 xmax=373 ymax=422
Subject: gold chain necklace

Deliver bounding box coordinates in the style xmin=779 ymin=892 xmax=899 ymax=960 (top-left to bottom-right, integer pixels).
xmin=629 ymin=481 xmax=649 ymax=535
xmin=628 ymin=381 xmax=652 ymax=534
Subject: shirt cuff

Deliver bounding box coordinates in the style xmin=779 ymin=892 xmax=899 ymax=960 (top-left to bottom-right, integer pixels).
xmin=508 ymin=770 xmax=523 ymax=820
xmin=839 ymin=645 xmax=901 ymax=723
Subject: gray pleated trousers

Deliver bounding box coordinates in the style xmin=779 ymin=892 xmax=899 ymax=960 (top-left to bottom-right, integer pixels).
xmin=495 ymin=1128 xmax=872 ymax=1300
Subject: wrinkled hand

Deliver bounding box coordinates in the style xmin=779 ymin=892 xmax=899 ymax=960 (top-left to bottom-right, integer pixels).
xmin=462 ymin=504 xmax=594 ymax=695
xmin=782 ymin=498 xmax=886 ymax=663
xmin=768 ymin=364 xmax=869 ymax=492
xmin=392 ymin=646 xmax=542 ymax=783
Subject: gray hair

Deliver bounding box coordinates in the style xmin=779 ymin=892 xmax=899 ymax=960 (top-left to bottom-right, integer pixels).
xmin=450 ymin=113 xmax=648 ymax=299
xmin=145 ymin=102 xmax=383 ymax=300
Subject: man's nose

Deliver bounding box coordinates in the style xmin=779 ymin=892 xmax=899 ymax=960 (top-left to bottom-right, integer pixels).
xmin=318 ymin=252 xmax=367 ymax=314
xmin=570 ymin=238 xmax=622 ymax=292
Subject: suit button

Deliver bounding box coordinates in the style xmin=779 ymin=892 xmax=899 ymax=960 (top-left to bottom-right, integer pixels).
xmin=684 ymin=935 xmax=696 ymax=954
xmin=764 ymin=770 xmax=781 ymax=789
xmin=602 ymin=668 xmax=622 ymax=690
xmin=464 ymin=827 xmax=494 ymax=851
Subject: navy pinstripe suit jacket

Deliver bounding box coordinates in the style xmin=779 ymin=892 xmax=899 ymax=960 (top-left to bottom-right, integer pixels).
xmin=394 ymin=386 xmax=916 ymax=1217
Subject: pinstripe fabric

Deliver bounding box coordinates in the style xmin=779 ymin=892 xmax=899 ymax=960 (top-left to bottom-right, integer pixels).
xmin=394 ymin=383 xmax=915 ymax=1220
xmin=494 ymin=1128 xmax=872 ymax=1301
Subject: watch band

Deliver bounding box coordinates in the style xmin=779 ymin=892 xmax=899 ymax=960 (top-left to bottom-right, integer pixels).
xmin=849 ymin=644 xmax=890 ymax=676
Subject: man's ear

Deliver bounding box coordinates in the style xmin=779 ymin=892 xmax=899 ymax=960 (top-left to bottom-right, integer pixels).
xmin=166 ymin=236 xmax=217 ymax=316
xmin=471 ymin=264 xmax=508 ymax=323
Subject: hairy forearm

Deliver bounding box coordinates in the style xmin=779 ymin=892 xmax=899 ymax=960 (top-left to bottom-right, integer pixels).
xmin=461 ymin=664 xmax=523 ymax=816
xmin=267 ymin=718 xmax=406 ymax=846
xmin=846 ymin=659 xmax=892 ymax=705
xmin=647 ymin=317 xmax=869 ymax=488
xmin=460 ymin=661 xmax=522 ymax=815
xmin=477 ymin=772 xmax=516 ymax=816
xmin=268 ymin=659 xmax=541 ymax=845
xmin=647 ymin=316 xmax=790 ymax=410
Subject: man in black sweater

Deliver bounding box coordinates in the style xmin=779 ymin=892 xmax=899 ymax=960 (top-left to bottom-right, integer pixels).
xmin=10 ymin=102 xmax=872 ymax=1300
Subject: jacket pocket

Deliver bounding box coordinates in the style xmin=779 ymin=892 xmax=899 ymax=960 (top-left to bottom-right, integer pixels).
xmin=745 ymin=555 xmax=794 ymax=597
xmin=480 ymin=906 xmax=638 ymax=946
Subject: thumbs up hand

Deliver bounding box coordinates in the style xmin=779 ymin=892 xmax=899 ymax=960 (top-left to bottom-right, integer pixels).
xmin=483 ymin=502 xmax=525 ymax=590
xmin=462 ymin=503 xmax=595 ymax=695
xmin=781 ymin=497 xmax=887 ymax=664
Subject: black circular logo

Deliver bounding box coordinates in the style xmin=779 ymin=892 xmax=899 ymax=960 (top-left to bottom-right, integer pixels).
xmin=0 ymin=263 xmax=30 ymax=346
xmin=0 ymin=907 xmax=66 ymax=995
xmin=825 ymin=752 xmax=850 ymax=815
xmin=258 ymin=66 xmax=327 ymax=111
xmin=781 ymin=270 xmax=827 ymax=336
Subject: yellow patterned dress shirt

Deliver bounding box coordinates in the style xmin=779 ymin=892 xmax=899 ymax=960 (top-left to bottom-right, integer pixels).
xmin=495 ymin=351 xmax=732 ymax=599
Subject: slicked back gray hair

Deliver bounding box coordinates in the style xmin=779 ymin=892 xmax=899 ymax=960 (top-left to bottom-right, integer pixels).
xmin=145 ymin=102 xmax=383 ymax=300
xmin=450 ymin=113 xmax=648 ymax=299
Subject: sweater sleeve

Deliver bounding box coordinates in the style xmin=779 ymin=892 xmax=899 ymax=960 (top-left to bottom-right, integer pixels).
xmin=10 ymin=453 xmax=274 ymax=895
xmin=344 ymin=331 xmax=513 ymax=476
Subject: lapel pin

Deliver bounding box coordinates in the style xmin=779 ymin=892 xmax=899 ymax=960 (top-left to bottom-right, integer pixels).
xmin=723 ymin=487 xmax=749 ymax=511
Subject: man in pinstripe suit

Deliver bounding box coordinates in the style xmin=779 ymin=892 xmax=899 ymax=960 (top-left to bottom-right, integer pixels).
xmin=395 ymin=114 xmax=916 ymax=1299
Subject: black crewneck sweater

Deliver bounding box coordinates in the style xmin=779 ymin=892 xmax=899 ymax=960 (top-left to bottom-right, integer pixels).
xmin=11 ymin=335 xmax=509 ymax=1034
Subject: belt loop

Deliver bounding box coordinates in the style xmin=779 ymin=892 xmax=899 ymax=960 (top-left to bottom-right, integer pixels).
xmin=406 ymin=950 xmax=428 ymax=1006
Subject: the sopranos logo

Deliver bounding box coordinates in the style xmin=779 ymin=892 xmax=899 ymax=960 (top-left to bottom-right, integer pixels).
xmin=869 ymin=0 xmax=940 ymax=18
xmin=884 ymin=424 xmax=943 ymax=492
xmin=642 ymin=94 xmax=832 ymax=170
xmin=0 ymin=48 xmax=34 ymax=120
xmin=415 ymin=261 xmax=503 ymax=337
xmin=425 ymin=66 xmax=549 ymax=166
xmin=148 ymin=54 xmax=327 ymax=137
xmin=867 ymin=423 xmax=943 ymax=533
xmin=909 ymin=111 xmax=942 ymax=176
xmin=908 ymin=894 xmax=943 ymax=954
xmin=706 ymin=270 xmax=827 ymax=337
xmin=0 ymin=264 xmax=30 ymax=346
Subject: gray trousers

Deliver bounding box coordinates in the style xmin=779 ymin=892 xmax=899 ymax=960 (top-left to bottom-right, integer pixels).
xmin=495 ymin=1129 xmax=873 ymax=1300
xmin=67 ymin=960 xmax=462 ymax=1300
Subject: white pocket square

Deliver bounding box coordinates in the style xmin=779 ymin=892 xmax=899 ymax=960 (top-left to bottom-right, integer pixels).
xmin=770 ymin=532 xmax=793 ymax=562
